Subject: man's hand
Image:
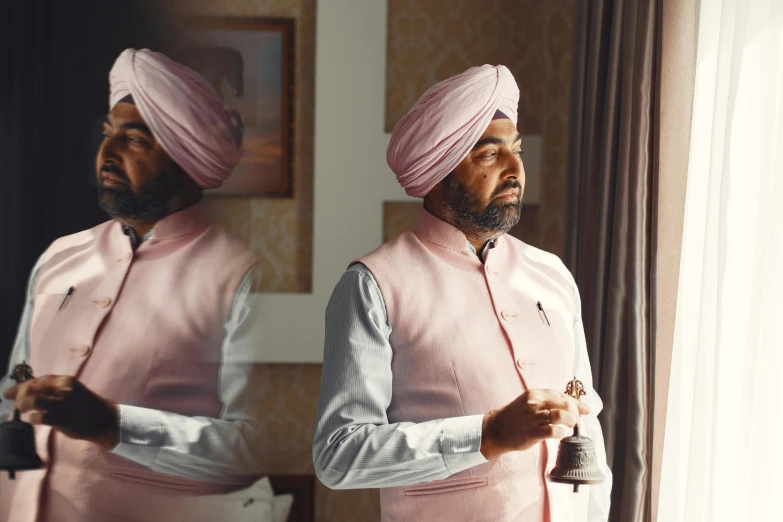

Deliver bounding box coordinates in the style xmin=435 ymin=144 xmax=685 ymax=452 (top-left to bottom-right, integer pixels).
xmin=480 ymin=389 xmax=591 ymax=460
xmin=2 ymin=375 xmax=120 ymax=451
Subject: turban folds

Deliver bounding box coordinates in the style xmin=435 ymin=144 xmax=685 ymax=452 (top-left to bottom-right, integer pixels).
xmin=387 ymin=65 xmax=520 ymax=198
xmin=109 ymin=49 xmax=241 ymax=190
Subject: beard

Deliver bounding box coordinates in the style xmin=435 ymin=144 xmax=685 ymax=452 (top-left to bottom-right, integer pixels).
xmin=97 ymin=164 xmax=187 ymax=223
xmin=441 ymin=174 xmax=523 ymax=238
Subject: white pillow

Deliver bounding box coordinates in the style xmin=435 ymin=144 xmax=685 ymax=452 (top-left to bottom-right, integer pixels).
xmin=172 ymin=477 xmax=285 ymax=522
xmin=273 ymin=493 xmax=294 ymax=522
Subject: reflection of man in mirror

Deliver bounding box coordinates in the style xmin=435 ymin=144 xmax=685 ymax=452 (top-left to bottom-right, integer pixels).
xmin=176 ymin=46 xmax=245 ymax=98
xmin=314 ymin=65 xmax=612 ymax=521
xmin=175 ymin=46 xmax=247 ymax=137
xmin=0 ymin=48 xmax=266 ymax=522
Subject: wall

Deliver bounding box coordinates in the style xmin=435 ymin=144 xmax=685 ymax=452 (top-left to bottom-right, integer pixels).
xmin=246 ymin=364 xmax=380 ymax=521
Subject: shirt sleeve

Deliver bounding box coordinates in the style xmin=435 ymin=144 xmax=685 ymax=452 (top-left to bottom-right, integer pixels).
xmin=569 ymin=271 xmax=613 ymax=521
xmin=0 ymin=253 xmax=46 ymax=421
xmin=110 ymin=266 xmax=268 ymax=485
xmin=312 ymin=264 xmax=488 ymax=490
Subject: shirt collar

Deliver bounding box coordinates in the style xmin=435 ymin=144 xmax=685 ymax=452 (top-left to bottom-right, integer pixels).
xmin=467 ymin=238 xmax=497 ymax=261
xmin=413 ymin=207 xmax=502 ymax=259
xmin=118 ymin=201 xmax=211 ymax=249
xmin=121 ymin=226 xmax=152 ymax=250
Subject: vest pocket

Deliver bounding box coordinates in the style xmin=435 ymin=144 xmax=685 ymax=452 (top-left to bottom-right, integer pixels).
xmin=538 ymin=308 xmax=575 ymax=367
xmin=403 ymin=476 xmax=488 ymax=496
xmin=34 ymin=293 xmax=68 ymax=308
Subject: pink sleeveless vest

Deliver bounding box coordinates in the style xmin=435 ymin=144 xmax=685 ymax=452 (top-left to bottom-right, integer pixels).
xmin=0 ymin=202 xmax=257 ymax=522
xmin=356 ymin=209 xmax=588 ymax=522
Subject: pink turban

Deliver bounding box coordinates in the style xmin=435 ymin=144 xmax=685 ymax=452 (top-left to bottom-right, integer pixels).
xmin=387 ymin=65 xmax=520 ymax=198
xmin=109 ymin=49 xmax=242 ymax=190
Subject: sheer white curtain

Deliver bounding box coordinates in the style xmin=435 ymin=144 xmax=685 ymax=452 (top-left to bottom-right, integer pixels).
xmin=658 ymin=0 xmax=783 ymax=521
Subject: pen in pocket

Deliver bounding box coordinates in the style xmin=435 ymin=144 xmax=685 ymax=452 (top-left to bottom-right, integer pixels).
xmin=58 ymin=287 xmax=74 ymax=311
xmin=536 ymin=301 xmax=550 ymax=326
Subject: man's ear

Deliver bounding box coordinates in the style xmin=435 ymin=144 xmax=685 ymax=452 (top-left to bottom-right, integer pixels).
xmin=427 ymin=173 xmax=452 ymax=199
xmin=423 ymin=185 xmax=441 ymax=206
xmin=423 ymin=177 xmax=447 ymax=215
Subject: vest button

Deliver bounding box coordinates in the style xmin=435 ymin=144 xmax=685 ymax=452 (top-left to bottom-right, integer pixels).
xmin=501 ymin=310 xmax=517 ymax=321
xmin=73 ymin=345 xmax=91 ymax=357
xmin=516 ymin=359 xmax=528 ymax=370
xmin=97 ymin=297 xmax=112 ymax=308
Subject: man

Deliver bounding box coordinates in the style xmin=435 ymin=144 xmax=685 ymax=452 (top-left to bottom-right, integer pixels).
xmin=313 ymin=65 xmax=612 ymax=521
xmin=0 ymin=49 xmax=265 ymax=522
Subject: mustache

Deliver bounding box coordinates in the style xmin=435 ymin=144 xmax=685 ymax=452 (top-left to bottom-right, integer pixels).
xmin=491 ymin=180 xmax=522 ymax=199
xmin=100 ymin=164 xmax=129 ymax=183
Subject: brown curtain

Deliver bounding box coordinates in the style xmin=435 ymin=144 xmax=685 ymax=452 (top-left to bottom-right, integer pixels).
xmin=651 ymin=0 xmax=699 ymax=519
xmin=565 ymin=1 xmax=660 ymax=521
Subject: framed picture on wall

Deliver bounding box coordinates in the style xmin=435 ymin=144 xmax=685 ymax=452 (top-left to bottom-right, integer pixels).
xmin=179 ymin=17 xmax=295 ymax=198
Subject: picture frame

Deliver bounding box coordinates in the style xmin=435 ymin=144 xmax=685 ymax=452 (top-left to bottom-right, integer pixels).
xmin=181 ymin=17 xmax=296 ymax=198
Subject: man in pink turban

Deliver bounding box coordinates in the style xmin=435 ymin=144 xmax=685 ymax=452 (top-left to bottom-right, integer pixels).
xmin=0 ymin=49 xmax=268 ymax=522
xmin=314 ymin=65 xmax=612 ymax=521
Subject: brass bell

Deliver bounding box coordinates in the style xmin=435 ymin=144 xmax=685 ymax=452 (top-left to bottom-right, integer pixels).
xmin=0 ymin=409 xmax=43 ymax=479
xmin=0 ymin=362 xmax=43 ymax=479
xmin=547 ymin=377 xmax=605 ymax=492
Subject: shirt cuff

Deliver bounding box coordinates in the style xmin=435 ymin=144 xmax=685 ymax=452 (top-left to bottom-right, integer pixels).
xmin=110 ymin=404 xmax=165 ymax=467
xmin=440 ymin=414 xmax=488 ymax=475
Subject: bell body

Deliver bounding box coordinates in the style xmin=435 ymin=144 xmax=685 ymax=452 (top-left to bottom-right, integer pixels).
xmin=0 ymin=410 xmax=44 ymax=479
xmin=548 ymin=426 xmax=605 ymax=492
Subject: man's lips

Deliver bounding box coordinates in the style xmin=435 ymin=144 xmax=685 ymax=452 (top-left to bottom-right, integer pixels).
xmin=495 ymin=188 xmax=520 ymax=200
xmin=101 ymin=172 xmax=128 ymax=187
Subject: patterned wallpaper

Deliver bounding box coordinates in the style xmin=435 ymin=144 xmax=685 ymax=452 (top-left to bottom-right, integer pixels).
xmin=383 ymin=201 xmax=422 ymax=242
xmin=179 ymin=0 xmax=315 ymax=294
xmin=385 ymin=0 xmax=575 ymax=258
xmin=245 ymin=364 xmax=381 ymax=521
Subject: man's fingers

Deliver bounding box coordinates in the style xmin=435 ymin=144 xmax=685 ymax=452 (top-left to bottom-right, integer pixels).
xmin=546 ymin=409 xmax=579 ymax=428
xmin=16 ymin=394 xmax=59 ymax=414
xmin=2 ymin=384 xmax=19 ymax=399
xmin=9 ymin=376 xmax=72 ymax=414
xmin=532 ymin=390 xmax=592 ymax=416
xmin=27 ymin=410 xmax=57 ymax=426
xmin=533 ymin=409 xmax=577 ymax=427
xmin=534 ymin=424 xmax=572 ymax=440
xmin=538 ymin=396 xmax=581 ymax=418
xmin=9 ymin=378 xmax=62 ymax=400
